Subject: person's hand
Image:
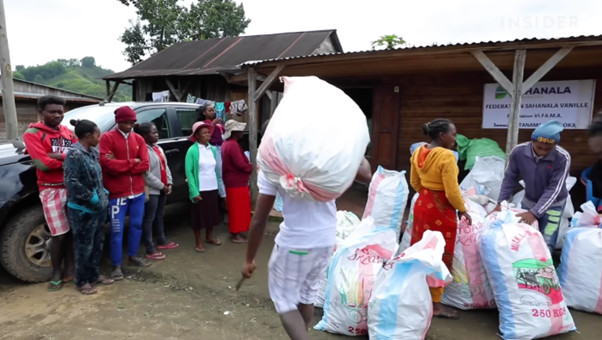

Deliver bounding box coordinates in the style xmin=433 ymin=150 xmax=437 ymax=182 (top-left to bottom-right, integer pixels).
xmin=487 ymin=203 xmax=502 ymax=216
xmin=459 ymin=211 xmax=472 ymax=225
xmin=134 ymin=158 xmax=141 ymax=163
xmin=193 ymin=195 xmax=202 ymax=203
xmin=241 ymin=260 xmax=257 ymax=279
xmin=48 ymin=153 xmax=63 ymax=160
xmin=105 ymin=152 xmax=115 ymax=160
xmin=212 ymin=118 xmax=222 ymax=125
xmin=516 ymin=211 xmax=537 ymax=225
xmin=163 ymin=185 xmax=172 ymax=195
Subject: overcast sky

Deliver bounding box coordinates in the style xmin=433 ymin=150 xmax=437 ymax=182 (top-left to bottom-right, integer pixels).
xmin=3 ymin=0 xmax=601 ymax=73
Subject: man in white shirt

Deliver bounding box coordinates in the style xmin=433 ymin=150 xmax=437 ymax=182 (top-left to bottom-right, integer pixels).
xmin=242 ymin=158 xmax=371 ymax=340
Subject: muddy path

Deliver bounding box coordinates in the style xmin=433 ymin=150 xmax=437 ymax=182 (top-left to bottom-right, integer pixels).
xmin=0 ymin=202 xmax=599 ymax=340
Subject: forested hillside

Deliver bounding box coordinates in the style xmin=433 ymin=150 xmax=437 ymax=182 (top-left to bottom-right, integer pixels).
xmin=13 ymin=57 xmax=132 ymax=102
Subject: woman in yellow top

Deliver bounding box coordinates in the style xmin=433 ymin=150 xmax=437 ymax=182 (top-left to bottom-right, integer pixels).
xmin=410 ymin=118 xmax=472 ymax=319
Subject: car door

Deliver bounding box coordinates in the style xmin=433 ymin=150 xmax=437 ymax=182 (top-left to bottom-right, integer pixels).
xmin=134 ymin=106 xmax=189 ymax=204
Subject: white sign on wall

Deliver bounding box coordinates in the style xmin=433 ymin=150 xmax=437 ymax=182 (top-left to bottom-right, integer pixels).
xmin=482 ymin=79 xmax=596 ymax=129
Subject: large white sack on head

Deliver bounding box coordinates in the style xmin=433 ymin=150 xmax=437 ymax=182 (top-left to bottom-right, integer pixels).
xmin=363 ymin=166 xmax=409 ymax=238
xmin=557 ymin=225 xmax=602 ymax=314
xmin=460 ymin=156 xmax=505 ymax=202
xmin=399 ymin=193 xmax=419 ymax=252
xmin=314 ymin=227 xmax=398 ymax=336
xmin=315 ymin=211 xmax=362 ymax=308
xmin=480 ymin=207 xmax=576 ymax=339
xmin=442 ymin=200 xmax=496 ymax=310
xmin=368 ymin=230 xmax=452 ymax=340
xmin=257 ymin=76 xmax=370 ymax=201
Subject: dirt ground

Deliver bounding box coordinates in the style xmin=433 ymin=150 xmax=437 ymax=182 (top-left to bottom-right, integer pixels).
xmin=1 ymin=190 xmax=600 ymax=340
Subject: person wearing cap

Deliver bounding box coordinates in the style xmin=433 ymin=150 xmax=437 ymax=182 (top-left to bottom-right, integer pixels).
xmin=185 ymin=121 xmax=223 ymax=252
xmin=496 ymin=120 xmax=571 ymax=253
xmin=221 ymin=120 xmax=253 ymax=243
xmin=99 ymin=106 xmax=151 ymax=280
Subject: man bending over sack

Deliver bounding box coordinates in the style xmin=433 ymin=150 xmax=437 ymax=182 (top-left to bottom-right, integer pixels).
xmin=242 ymin=158 xmax=372 ymax=340
xmin=495 ymin=120 xmax=571 ymax=254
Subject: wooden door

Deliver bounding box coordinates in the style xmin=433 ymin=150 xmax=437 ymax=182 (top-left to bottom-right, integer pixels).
xmin=370 ymin=84 xmax=400 ymax=170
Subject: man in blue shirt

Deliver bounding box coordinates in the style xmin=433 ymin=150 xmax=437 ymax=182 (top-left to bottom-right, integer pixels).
xmin=496 ymin=120 xmax=571 ymax=253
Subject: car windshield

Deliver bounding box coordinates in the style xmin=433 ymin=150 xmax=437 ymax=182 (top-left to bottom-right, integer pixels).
xmin=61 ymin=105 xmax=123 ymax=132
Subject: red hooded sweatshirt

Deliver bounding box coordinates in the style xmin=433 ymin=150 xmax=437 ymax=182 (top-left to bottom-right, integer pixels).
xmin=23 ymin=122 xmax=77 ymax=190
xmin=99 ymin=129 xmax=149 ymax=199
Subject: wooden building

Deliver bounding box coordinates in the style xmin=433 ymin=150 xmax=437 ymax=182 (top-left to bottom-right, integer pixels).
xmin=0 ymin=79 xmax=102 ymax=138
xmin=103 ymin=29 xmax=343 ymax=126
xmin=240 ymin=35 xmax=602 ymax=202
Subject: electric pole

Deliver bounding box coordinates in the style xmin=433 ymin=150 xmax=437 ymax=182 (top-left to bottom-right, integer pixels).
xmin=0 ymin=0 xmax=18 ymax=140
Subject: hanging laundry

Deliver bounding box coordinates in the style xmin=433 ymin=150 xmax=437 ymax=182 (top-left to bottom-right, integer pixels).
xmin=225 ymin=101 xmax=231 ymax=114
xmin=215 ymin=102 xmax=226 ymax=121
xmin=186 ymin=94 xmax=197 ymax=103
xmin=230 ymin=99 xmax=248 ymax=116
xmin=196 ymin=98 xmax=210 ymax=106
xmin=152 ymin=90 xmax=170 ymax=102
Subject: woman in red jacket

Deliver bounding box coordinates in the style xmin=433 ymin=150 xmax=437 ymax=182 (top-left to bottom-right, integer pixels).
xmin=221 ymin=120 xmax=253 ymax=243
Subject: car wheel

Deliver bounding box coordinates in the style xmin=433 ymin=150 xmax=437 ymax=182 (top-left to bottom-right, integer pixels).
xmin=0 ymin=205 xmax=53 ymax=282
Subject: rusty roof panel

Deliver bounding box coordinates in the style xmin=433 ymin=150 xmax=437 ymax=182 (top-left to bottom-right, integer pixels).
xmin=105 ymin=30 xmax=342 ymax=80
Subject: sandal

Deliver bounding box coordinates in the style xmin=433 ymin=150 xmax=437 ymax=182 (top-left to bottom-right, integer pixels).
xmin=129 ymin=256 xmax=152 ymax=267
xmin=230 ymin=236 xmax=248 ymax=244
xmin=77 ymin=283 xmax=97 ymax=295
xmin=146 ymin=252 xmax=166 ymax=260
xmin=194 ymin=247 xmax=206 ymax=253
xmin=47 ymin=280 xmax=63 ymax=292
xmin=205 ymin=238 xmax=222 ymax=246
xmin=95 ymin=275 xmax=114 ymax=286
xmin=157 ymin=242 xmax=179 ymax=250
xmin=110 ymin=267 xmax=124 ymax=281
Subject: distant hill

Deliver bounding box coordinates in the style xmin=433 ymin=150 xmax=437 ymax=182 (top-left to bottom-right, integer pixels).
xmin=13 ymin=57 xmax=132 ymax=102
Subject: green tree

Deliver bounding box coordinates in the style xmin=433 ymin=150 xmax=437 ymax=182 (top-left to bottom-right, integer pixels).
xmin=118 ymin=0 xmax=250 ymax=64
xmin=81 ymin=56 xmax=96 ymax=68
xmin=371 ymin=35 xmax=406 ymax=50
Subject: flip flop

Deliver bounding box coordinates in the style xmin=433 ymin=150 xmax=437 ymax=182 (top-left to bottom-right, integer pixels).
xmin=129 ymin=256 xmax=152 ymax=267
xmin=157 ymin=242 xmax=179 ymax=250
xmin=77 ymin=283 xmax=97 ymax=295
xmin=95 ymin=275 xmax=114 ymax=286
xmin=205 ymin=238 xmax=222 ymax=246
xmin=146 ymin=252 xmax=166 ymax=260
xmin=110 ymin=267 xmax=124 ymax=281
xmin=47 ymin=280 xmax=63 ymax=292
xmin=230 ymin=237 xmax=248 ymax=244
xmin=62 ymin=276 xmax=74 ymax=284
xmin=194 ymin=247 xmax=206 ymax=253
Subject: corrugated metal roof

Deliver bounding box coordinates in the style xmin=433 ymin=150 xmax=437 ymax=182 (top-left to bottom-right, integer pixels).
xmin=242 ymin=34 xmax=602 ymax=67
xmin=104 ymin=30 xmax=342 ymax=80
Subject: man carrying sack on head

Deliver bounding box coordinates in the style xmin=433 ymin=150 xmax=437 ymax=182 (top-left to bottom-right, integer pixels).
xmin=495 ymin=120 xmax=571 ymax=254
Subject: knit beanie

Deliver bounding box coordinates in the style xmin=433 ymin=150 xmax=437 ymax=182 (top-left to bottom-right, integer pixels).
xmin=114 ymin=106 xmax=137 ymax=123
xmin=532 ymin=120 xmax=563 ymax=144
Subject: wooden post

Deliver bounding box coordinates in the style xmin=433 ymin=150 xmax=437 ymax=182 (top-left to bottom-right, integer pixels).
xmin=105 ymin=81 xmax=120 ymax=102
xmin=0 ymin=0 xmax=18 ymax=140
xmin=506 ymin=50 xmax=526 ymax=154
xmin=165 ymin=79 xmax=182 ymax=102
xmin=247 ymin=68 xmax=258 ymax=201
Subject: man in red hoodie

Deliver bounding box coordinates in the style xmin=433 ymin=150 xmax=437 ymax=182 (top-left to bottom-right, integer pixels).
xmin=99 ymin=106 xmax=151 ymax=280
xmin=23 ymin=95 xmax=78 ymax=292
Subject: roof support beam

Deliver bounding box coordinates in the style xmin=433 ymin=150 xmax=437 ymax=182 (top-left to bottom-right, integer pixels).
xmin=165 ymin=79 xmax=182 ymax=102
xmin=522 ymin=46 xmax=573 ymax=93
xmin=254 ymin=64 xmax=285 ymax=102
xmin=470 ymin=50 xmax=513 ymax=94
xmin=105 ymin=80 xmax=120 ymax=102
xmin=471 ymin=46 xmax=573 ymax=158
